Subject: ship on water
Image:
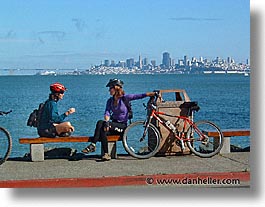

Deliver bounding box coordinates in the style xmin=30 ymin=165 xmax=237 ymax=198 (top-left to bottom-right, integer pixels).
xmin=35 ymin=70 xmax=57 ymax=76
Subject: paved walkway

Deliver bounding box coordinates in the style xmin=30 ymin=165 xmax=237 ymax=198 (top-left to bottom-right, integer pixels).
xmin=0 ymin=152 xmax=250 ymax=188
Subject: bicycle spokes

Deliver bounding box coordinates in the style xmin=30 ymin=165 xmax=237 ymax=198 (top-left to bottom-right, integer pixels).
xmin=187 ymin=121 xmax=223 ymax=158
xmin=123 ymin=121 xmax=161 ymax=159
xmin=0 ymin=127 xmax=12 ymax=165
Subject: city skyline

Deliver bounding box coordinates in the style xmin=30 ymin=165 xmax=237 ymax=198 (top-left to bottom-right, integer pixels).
xmin=98 ymin=52 xmax=249 ymax=69
xmin=0 ymin=0 xmax=250 ymax=69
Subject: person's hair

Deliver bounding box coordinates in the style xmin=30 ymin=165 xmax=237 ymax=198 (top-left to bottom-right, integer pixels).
xmin=114 ymin=85 xmax=125 ymax=98
xmin=49 ymin=93 xmax=60 ymax=102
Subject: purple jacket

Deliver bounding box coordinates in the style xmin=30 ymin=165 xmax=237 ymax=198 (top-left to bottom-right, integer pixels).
xmin=104 ymin=93 xmax=147 ymax=123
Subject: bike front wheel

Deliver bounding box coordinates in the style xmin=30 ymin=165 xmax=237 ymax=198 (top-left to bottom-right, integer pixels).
xmin=0 ymin=127 xmax=12 ymax=165
xmin=186 ymin=120 xmax=223 ymax=158
xmin=122 ymin=121 xmax=161 ymax=159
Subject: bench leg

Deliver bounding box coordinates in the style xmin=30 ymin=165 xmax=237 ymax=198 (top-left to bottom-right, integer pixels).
xmin=101 ymin=141 xmax=117 ymax=159
xmin=214 ymin=136 xmax=230 ymax=154
xmin=220 ymin=137 xmax=230 ymax=154
xmin=30 ymin=144 xmax=44 ymax=162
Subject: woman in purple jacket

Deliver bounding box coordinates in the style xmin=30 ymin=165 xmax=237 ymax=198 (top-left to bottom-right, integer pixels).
xmin=82 ymin=78 xmax=155 ymax=161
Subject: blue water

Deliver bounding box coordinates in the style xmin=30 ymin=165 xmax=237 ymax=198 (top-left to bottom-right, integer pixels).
xmin=0 ymin=74 xmax=250 ymax=157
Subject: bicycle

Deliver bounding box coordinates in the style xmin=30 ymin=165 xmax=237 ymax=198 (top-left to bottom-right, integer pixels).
xmin=0 ymin=110 xmax=12 ymax=165
xmin=122 ymin=94 xmax=223 ymax=159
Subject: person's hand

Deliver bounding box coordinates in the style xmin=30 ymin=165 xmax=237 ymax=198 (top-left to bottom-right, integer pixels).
xmin=68 ymin=108 xmax=75 ymax=114
xmin=146 ymin=92 xmax=157 ymax=97
xmin=66 ymin=108 xmax=75 ymax=116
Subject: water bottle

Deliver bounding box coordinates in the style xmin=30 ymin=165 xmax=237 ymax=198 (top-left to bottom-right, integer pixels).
xmin=165 ymin=120 xmax=176 ymax=132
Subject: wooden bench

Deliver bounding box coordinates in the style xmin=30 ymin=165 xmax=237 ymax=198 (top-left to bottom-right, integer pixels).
xmin=19 ymin=135 xmax=121 ymax=161
xmin=207 ymin=129 xmax=250 ymax=154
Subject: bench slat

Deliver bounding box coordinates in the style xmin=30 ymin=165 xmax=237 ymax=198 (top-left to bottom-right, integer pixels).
xmin=207 ymin=129 xmax=250 ymax=137
xmin=19 ymin=135 xmax=121 ymax=144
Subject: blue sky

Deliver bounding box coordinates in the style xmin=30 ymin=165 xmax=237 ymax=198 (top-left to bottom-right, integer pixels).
xmin=0 ymin=0 xmax=250 ymax=69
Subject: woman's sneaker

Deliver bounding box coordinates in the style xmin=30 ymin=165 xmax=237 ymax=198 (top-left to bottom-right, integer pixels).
xmin=102 ymin=153 xmax=111 ymax=161
xmin=82 ymin=144 xmax=96 ymax=154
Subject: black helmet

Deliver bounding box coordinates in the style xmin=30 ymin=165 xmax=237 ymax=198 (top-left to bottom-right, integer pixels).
xmin=106 ymin=78 xmax=124 ymax=88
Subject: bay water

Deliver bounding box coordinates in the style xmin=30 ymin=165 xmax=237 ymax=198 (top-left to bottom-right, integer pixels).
xmin=0 ymin=74 xmax=250 ymax=157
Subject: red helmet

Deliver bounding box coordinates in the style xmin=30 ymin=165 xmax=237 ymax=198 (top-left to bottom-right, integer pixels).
xmin=50 ymin=83 xmax=67 ymax=94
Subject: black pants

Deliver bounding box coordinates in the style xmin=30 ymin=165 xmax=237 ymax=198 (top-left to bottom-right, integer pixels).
xmin=38 ymin=125 xmax=57 ymax=138
xmin=92 ymin=120 xmax=127 ymax=154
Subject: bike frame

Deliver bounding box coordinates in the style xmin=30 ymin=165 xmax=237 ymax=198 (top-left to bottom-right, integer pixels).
xmin=146 ymin=106 xmax=206 ymax=143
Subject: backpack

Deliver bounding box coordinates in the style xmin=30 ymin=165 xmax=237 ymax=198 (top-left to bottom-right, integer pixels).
xmin=27 ymin=102 xmax=45 ymax=127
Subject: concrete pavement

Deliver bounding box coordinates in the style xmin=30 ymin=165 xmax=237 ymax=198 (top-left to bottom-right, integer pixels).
xmin=0 ymin=152 xmax=250 ymax=188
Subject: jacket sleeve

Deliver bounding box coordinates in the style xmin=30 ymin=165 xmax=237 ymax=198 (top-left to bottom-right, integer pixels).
xmin=50 ymin=101 xmax=67 ymax=123
xmin=125 ymin=93 xmax=147 ymax=101
xmin=104 ymin=98 xmax=112 ymax=117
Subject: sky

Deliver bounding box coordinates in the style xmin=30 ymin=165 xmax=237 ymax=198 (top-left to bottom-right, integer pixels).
xmin=0 ymin=0 xmax=250 ymax=69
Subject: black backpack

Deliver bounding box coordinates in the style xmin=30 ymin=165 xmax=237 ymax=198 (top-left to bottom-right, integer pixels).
xmin=27 ymin=102 xmax=45 ymax=127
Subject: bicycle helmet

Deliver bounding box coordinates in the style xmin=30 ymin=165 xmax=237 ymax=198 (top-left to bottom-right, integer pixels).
xmin=106 ymin=78 xmax=124 ymax=88
xmin=50 ymin=82 xmax=67 ymax=94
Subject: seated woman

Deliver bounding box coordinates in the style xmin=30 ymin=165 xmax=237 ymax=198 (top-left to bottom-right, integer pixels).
xmin=82 ymin=78 xmax=155 ymax=161
xmin=37 ymin=82 xmax=75 ymax=137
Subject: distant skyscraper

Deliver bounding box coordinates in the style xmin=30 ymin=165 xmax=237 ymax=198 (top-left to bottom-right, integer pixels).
xmin=171 ymin=58 xmax=175 ymax=67
xmin=126 ymin=58 xmax=134 ymax=69
xmin=139 ymin=55 xmax=142 ymax=69
xmin=246 ymin=59 xmax=249 ymax=65
xmin=162 ymin=52 xmax=171 ymax=68
xmin=143 ymin=57 xmax=148 ymax=66
xmin=184 ymin=55 xmax=187 ymax=66
xmin=227 ymin=57 xmax=230 ymax=64
xmin=151 ymin=60 xmax=156 ymax=67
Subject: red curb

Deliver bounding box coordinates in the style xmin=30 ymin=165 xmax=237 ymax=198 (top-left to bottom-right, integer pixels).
xmin=0 ymin=171 xmax=250 ymax=188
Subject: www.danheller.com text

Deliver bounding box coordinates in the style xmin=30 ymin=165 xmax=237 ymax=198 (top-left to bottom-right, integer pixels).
xmin=145 ymin=176 xmax=241 ymax=186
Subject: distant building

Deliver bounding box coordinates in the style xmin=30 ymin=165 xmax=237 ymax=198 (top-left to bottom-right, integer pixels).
xmin=178 ymin=59 xmax=184 ymax=66
xmin=126 ymin=58 xmax=134 ymax=69
xmin=118 ymin=61 xmax=126 ymax=68
xmin=151 ymin=60 xmax=156 ymax=67
xmin=184 ymin=55 xmax=188 ymax=66
xmin=104 ymin=60 xmax=110 ymax=67
xmin=143 ymin=57 xmax=148 ymax=66
xmin=227 ymin=57 xmax=231 ymax=64
xmin=138 ymin=55 xmax=142 ymax=69
xmin=162 ymin=52 xmax=171 ymax=68
xmin=110 ymin=60 xmax=116 ymax=67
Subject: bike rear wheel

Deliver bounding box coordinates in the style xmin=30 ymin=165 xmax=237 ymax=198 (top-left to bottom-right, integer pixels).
xmin=122 ymin=121 xmax=161 ymax=159
xmin=186 ymin=120 xmax=223 ymax=158
xmin=0 ymin=127 xmax=12 ymax=165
